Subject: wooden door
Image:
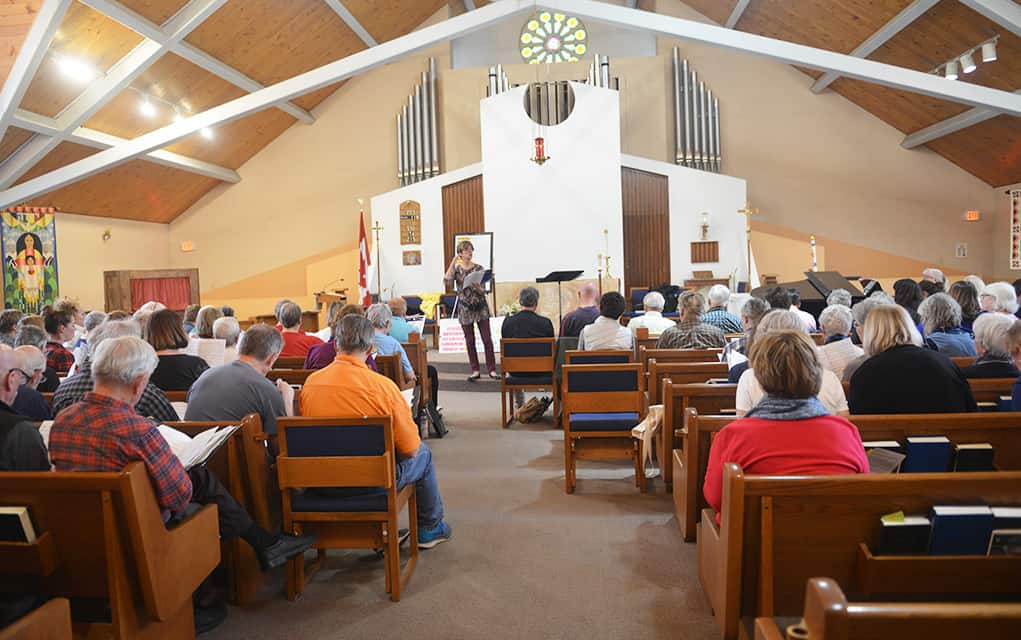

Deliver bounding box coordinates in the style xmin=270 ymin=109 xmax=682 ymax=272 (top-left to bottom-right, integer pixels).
xmin=441 ymin=175 xmax=485 ymax=285
xmin=622 ymin=167 xmax=670 ymax=290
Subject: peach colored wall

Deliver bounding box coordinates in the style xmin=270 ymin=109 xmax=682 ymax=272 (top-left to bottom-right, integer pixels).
xmin=56 ymin=212 xmax=170 ymax=312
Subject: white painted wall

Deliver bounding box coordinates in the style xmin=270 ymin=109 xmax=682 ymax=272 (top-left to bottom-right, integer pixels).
xmin=621 ymin=154 xmax=750 ymax=286
xmin=370 ymin=163 xmax=483 ymax=297
xmin=481 ymin=82 xmax=625 ymax=284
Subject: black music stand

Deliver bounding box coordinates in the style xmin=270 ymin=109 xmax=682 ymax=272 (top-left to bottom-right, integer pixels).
xmin=537 ymin=270 xmax=585 ymax=325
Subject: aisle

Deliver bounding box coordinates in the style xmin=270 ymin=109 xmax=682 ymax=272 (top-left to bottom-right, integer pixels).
xmin=209 ymin=372 xmax=716 ymax=639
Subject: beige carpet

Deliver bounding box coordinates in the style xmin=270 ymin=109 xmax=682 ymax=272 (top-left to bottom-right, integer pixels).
xmin=207 ymin=362 xmax=718 ymax=639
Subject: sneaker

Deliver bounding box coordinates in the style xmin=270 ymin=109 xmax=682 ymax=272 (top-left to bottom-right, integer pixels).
xmin=417 ymin=521 xmax=452 ymax=549
xmin=256 ymin=532 xmax=318 ymax=571
xmin=373 ymin=528 xmax=411 ymax=555
xmin=428 ymin=404 xmax=448 ymax=438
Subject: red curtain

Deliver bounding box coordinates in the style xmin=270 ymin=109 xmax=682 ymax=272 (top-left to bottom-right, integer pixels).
xmin=130 ymin=277 xmax=191 ymax=311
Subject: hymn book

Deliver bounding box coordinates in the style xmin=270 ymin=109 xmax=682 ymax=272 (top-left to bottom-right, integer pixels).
xmin=0 ymin=506 xmax=37 ymax=543
xmin=157 ymin=425 xmax=240 ymax=470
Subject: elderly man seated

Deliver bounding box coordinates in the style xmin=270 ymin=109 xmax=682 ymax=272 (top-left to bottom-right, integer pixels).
xmin=0 ymin=345 xmax=48 ymax=471
xmin=628 ymin=291 xmax=675 ymax=337
xmin=52 ymin=319 xmax=178 ymax=423
xmin=48 ymin=335 xmax=316 ymax=573
xmin=213 ymin=316 xmax=241 ymax=364
xmin=960 ymin=313 xmax=1020 ymax=379
xmin=657 ymin=291 xmax=726 ymax=349
xmin=701 ymin=285 xmax=742 ymax=334
xmin=185 ymin=324 xmax=293 ymax=436
xmin=366 ymin=303 xmax=417 ymax=388
xmin=11 ymin=346 xmax=51 ymax=420
xmin=301 ymin=316 xmax=451 ymax=549
xmin=14 ymin=324 xmax=59 ymax=392
xmin=815 ymin=305 xmax=863 ymax=380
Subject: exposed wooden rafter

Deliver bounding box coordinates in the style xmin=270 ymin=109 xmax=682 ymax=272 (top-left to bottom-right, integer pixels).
xmin=958 ymin=0 xmax=1021 ymax=38
xmin=78 ymin=0 xmax=315 ymax=124
xmin=324 ymin=0 xmax=378 ymax=47
xmin=811 ymin=0 xmax=939 ymax=94
xmin=902 ymin=88 xmax=1021 ymax=148
xmin=724 ymin=0 xmax=751 ymax=29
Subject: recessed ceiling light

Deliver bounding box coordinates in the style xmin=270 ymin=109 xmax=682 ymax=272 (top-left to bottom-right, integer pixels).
xmin=172 ymin=110 xmax=185 ymax=123
xmin=56 ymin=55 xmax=96 ymax=83
xmin=960 ymin=52 xmax=976 ymax=74
xmin=200 ymin=127 xmax=214 ymax=140
xmin=139 ymin=97 xmax=157 ymax=118
xmin=944 ymin=60 xmax=959 ymax=80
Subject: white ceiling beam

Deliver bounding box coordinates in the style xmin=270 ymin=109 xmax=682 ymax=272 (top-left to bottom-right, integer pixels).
xmin=901 ymin=88 xmax=1021 ymax=148
xmin=557 ymin=0 xmax=1021 ymax=113
xmin=0 ymin=0 xmax=533 ymax=208
xmin=11 ymin=109 xmax=239 ymax=182
xmin=0 ymin=0 xmax=227 ymax=189
xmin=464 ymin=0 xmax=476 ymax=10
xmin=724 ymin=0 xmax=751 ymax=29
xmin=0 ymin=0 xmax=72 ymax=144
xmin=79 ymin=0 xmax=315 ymax=124
xmin=811 ymin=0 xmax=938 ymax=94
xmin=324 ymin=0 xmax=378 ymax=47
xmin=958 ymin=0 xmax=1021 ymax=38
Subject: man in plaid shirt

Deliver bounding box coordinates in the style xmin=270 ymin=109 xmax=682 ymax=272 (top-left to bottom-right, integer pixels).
xmin=657 ymin=291 xmax=727 ymax=349
xmin=51 ymin=320 xmax=177 ymax=422
xmin=701 ymin=285 xmax=744 ymax=334
xmin=49 ymin=335 xmax=315 ymax=573
xmin=44 ymin=309 xmax=75 ymax=375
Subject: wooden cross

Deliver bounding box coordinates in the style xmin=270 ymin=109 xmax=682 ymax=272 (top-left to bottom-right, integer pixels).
xmin=737 ymin=202 xmax=759 ymax=289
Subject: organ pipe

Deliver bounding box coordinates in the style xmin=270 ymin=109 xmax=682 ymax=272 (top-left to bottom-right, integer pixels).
xmin=395 ymin=58 xmax=441 ymax=185
xmin=672 ymin=47 xmax=724 ymax=173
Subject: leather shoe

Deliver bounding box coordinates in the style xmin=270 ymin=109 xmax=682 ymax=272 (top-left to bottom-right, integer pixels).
xmin=257 ymin=532 xmax=318 ymax=571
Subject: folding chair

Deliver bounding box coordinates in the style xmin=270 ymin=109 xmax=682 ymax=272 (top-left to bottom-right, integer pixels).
xmin=500 ymin=337 xmax=556 ymax=428
xmin=277 ymin=416 xmax=418 ymax=602
xmin=561 ymin=363 xmax=646 ymax=494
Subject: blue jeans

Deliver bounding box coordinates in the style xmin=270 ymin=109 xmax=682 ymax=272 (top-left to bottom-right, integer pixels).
xmin=397 ymin=442 xmax=444 ymax=529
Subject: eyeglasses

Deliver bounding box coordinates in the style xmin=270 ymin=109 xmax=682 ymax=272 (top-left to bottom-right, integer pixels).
xmin=7 ymin=368 xmax=30 ymax=382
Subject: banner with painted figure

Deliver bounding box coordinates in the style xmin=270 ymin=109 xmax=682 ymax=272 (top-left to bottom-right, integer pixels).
xmin=1 ymin=210 xmax=58 ymax=313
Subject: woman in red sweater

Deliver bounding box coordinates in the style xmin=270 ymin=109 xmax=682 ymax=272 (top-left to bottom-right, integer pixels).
xmin=703 ymin=330 xmax=869 ymax=517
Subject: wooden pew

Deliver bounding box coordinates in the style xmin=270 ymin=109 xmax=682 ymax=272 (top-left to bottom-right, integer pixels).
xmin=0 ymin=597 xmax=71 ymax=640
xmin=274 ymin=356 xmax=307 ymax=369
xmin=638 ymin=347 xmax=722 ymax=376
xmin=809 ymin=333 xmax=825 ymax=346
xmin=166 ymin=414 xmax=274 ymax=605
xmin=374 ymin=353 xmax=405 ymax=389
xmin=660 ymin=382 xmax=737 ymax=489
xmin=754 ymin=578 xmax=1021 ymax=640
xmin=647 ymin=360 xmax=728 ymax=405
xmin=634 ymin=327 xmax=658 ymax=359
xmin=267 ymin=368 xmax=316 ymax=387
xmin=841 ymin=377 xmax=1015 ymax=408
xmin=0 ymin=463 xmax=220 ymax=639
xmin=675 ymin=410 xmax=1021 ymax=543
xmin=951 ymin=355 xmax=977 ymax=369
xmin=401 ymin=332 xmax=430 ymax=408
xmin=698 ymin=465 xmax=1021 ymax=639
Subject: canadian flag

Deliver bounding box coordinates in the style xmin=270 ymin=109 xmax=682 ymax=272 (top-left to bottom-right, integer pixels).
xmin=358 ymin=211 xmax=374 ymax=306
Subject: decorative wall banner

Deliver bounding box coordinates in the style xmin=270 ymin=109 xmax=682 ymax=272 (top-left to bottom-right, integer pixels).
xmin=1011 ymin=189 xmax=1020 ymax=270
xmin=1 ymin=210 xmax=58 ymax=312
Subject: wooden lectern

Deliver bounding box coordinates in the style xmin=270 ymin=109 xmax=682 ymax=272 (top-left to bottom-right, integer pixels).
xmin=314 ymin=290 xmax=348 ymax=310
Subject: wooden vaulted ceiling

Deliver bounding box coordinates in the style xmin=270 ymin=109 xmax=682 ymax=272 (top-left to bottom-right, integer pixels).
xmin=682 ymin=0 xmax=1021 ymax=187
xmin=0 ymin=0 xmax=1018 ymax=225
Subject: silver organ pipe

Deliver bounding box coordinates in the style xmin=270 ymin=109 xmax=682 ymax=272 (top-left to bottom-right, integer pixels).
xmin=394 ymin=58 xmax=442 ymax=185
xmin=672 ymin=48 xmax=724 ymax=173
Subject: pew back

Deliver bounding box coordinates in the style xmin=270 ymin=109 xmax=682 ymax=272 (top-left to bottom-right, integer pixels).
xmin=647 ymin=361 xmax=729 ymax=405
xmin=660 ymin=382 xmax=737 ymax=488
xmin=267 ymin=369 xmax=316 ymax=387
xmin=274 ymin=356 xmax=307 ymax=369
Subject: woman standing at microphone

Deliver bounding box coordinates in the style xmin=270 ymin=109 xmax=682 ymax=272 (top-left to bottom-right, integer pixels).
xmin=444 ymin=239 xmax=497 ymax=380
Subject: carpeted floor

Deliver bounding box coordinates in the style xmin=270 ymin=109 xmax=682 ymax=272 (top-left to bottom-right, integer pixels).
xmin=206 ymin=353 xmax=717 ymax=640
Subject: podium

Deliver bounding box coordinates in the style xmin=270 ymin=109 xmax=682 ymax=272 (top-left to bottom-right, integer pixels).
xmin=536 ymin=270 xmax=584 ymax=325
xmin=314 ymin=290 xmax=348 ymax=310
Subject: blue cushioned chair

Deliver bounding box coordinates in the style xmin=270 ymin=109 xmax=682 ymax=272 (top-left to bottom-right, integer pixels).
xmin=500 ymin=337 xmax=557 ymax=428
xmin=561 ymin=363 xmax=646 ymax=494
xmin=277 ymin=416 xmax=418 ymax=602
xmin=564 ymin=349 xmax=633 ymax=366
xmin=623 ymin=286 xmax=650 ymax=319
xmin=402 ymin=295 xmax=438 ymax=348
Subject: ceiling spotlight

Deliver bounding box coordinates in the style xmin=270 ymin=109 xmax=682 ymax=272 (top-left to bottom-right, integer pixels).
xmin=944 ymin=60 xmax=959 ymax=80
xmin=55 ymin=55 xmax=96 ymax=83
xmin=139 ymin=97 xmax=157 ymax=118
xmin=172 ymin=110 xmax=185 ymax=123
xmin=960 ymin=52 xmax=976 ymax=74
xmin=982 ymin=40 xmax=997 ymax=63
xmin=200 ymin=127 xmax=214 ymax=140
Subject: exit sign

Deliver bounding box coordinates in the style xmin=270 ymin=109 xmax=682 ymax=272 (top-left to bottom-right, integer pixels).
xmin=964 ymin=210 xmax=981 ymax=221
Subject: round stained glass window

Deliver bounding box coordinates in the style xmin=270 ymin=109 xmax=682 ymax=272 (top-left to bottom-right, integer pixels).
xmin=519 ymin=12 xmax=587 ymax=64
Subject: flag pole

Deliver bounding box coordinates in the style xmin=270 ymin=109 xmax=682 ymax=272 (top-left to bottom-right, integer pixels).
xmin=372 ymin=220 xmax=383 ymax=301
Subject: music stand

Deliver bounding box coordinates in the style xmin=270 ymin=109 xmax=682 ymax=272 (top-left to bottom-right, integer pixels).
xmin=536 ymin=270 xmax=585 ymax=325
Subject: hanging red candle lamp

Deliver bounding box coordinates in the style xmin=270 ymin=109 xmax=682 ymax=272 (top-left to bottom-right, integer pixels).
xmin=532 ymin=136 xmax=550 ymax=165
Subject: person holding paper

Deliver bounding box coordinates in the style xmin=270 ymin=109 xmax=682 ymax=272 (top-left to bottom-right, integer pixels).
xmin=443 ymin=239 xmax=497 ymax=380
xmin=48 ymin=336 xmax=316 ymax=573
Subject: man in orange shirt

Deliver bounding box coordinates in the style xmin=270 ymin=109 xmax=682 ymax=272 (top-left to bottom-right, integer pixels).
xmin=278 ymin=302 xmax=323 ymax=358
xmin=301 ymin=315 xmax=451 ymax=548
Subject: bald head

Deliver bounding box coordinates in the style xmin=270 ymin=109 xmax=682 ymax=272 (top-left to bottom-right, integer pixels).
xmin=578 ymin=283 xmax=599 ymax=306
xmin=0 ymin=345 xmax=24 ymax=405
xmin=14 ymin=345 xmax=45 ymax=389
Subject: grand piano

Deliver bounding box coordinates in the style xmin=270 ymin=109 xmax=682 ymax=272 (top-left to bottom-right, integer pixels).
xmin=751 ymin=271 xmax=865 ymax=320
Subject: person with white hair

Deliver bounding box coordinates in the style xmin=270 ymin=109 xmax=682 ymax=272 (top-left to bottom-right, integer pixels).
xmin=0 ymin=345 xmax=48 ymax=471
xmin=366 ymin=303 xmax=416 ymax=387
xmin=918 ymin=293 xmax=975 ymax=357
xmin=701 ymin=285 xmax=743 ymax=334
xmin=922 ymin=268 xmax=946 ymax=290
xmin=11 ymin=345 xmax=51 ymax=420
xmin=980 ymin=282 xmax=1020 ymax=316
xmin=132 ymin=300 xmax=165 ymax=340
xmin=51 ymin=319 xmax=178 ymax=422
xmin=49 ymin=336 xmax=316 ymax=582
xmin=964 ymin=275 xmax=986 ymax=295
xmin=960 ymin=313 xmax=1019 ymax=379
xmin=628 ymin=291 xmax=676 ymax=337
xmin=825 ymin=289 xmax=853 ymax=308
xmin=213 ymin=316 xmax=241 ymax=364
xmin=735 ymin=310 xmax=848 ymax=417
xmin=657 ymin=291 xmax=726 ymax=349
xmin=815 ymin=305 xmax=863 ymax=380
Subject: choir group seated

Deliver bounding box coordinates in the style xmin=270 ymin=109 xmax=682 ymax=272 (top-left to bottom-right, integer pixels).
xmin=2 ymin=272 xmax=1021 ymax=637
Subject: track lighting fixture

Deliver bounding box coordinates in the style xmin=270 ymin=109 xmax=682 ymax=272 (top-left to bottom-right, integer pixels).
xmin=960 ymin=51 xmax=976 ymax=74
xmin=982 ymin=40 xmax=997 ymax=63
xmin=931 ymin=35 xmax=1000 ymax=80
xmin=944 ymin=60 xmax=958 ymax=80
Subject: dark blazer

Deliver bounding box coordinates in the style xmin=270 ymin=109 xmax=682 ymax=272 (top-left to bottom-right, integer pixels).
xmin=960 ymin=356 xmax=1021 ymax=379
xmin=501 ymin=310 xmax=554 ymax=339
xmin=849 ymin=345 xmax=977 ymax=414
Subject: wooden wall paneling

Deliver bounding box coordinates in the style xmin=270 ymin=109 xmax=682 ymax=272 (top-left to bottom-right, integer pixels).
xmin=737 ymin=0 xmax=913 ymax=54
xmin=441 ymin=175 xmax=485 ymax=279
xmin=0 ymin=127 xmax=33 ymax=163
xmin=18 ymin=3 xmax=144 ymax=117
xmin=621 ymin=167 xmax=670 ymax=291
xmin=124 ymin=0 xmax=192 ymax=26
xmin=926 ymin=115 xmax=1021 ymax=187
xmin=677 ymin=0 xmax=738 ymax=26
xmin=342 ymin=0 xmax=449 ymax=43
xmin=184 ymin=0 xmax=365 ymax=113
xmin=13 ymin=140 xmax=99 ymax=183
xmin=0 ymin=0 xmax=43 ymax=86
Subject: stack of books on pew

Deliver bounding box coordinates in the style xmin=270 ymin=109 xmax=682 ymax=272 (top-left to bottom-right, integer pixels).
xmin=878 ymin=506 xmax=1021 ymax=556
xmin=862 ymin=436 xmax=996 ymax=473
